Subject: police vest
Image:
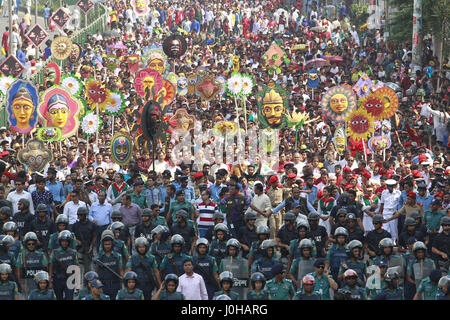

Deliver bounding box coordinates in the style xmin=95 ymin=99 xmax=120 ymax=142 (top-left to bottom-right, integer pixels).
xmin=159 ymin=290 xmax=184 ymax=300
xmin=31 ymin=219 xmax=52 ymax=249
xmin=193 ymin=255 xmax=215 ymax=285
xmin=0 ymin=252 xmax=13 ymax=266
xmin=250 ymin=241 xmax=264 ymax=261
xmin=0 ymin=281 xmax=16 ymax=300
xmin=330 ymin=245 xmax=347 ymax=272
xmin=255 ymin=258 xmax=277 ymax=280
xmin=9 ymin=240 xmax=21 ymax=259
xmin=113 ymin=239 xmax=126 ymax=257
xmin=210 ymin=240 xmax=227 ymax=265
xmin=29 ymin=289 xmax=55 ymax=300
xmin=285 ymin=197 xmax=309 ymax=216
xmin=53 ymin=249 xmax=76 ymax=279
xmin=151 ymin=242 xmax=171 ymax=265
xmin=165 ymin=254 xmax=187 ymax=276
xmin=344 ymin=260 xmax=366 ymax=283
xmin=117 ymin=288 xmax=143 ymax=300
xmin=50 ymin=232 xmax=75 ymax=251
xmin=247 ymin=290 xmax=269 ymax=300
xmin=130 ymin=254 xmax=155 ymax=285
xmin=97 ymin=252 xmax=121 ymax=281
xmin=383 ymin=287 xmax=403 ymax=300
xmin=297 ymin=257 xmax=316 ymax=281
xmin=22 ymin=250 xmax=46 ymax=278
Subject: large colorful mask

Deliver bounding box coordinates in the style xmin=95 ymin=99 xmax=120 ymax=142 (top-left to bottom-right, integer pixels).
xmin=256 ymin=85 xmax=288 ymax=129
xmin=51 ymin=36 xmax=73 ymax=61
xmin=321 ymin=85 xmax=357 ymax=122
xmin=345 ymin=108 xmax=375 ymax=141
xmin=156 ymin=79 xmax=176 ymax=108
xmin=38 ymin=87 xmax=82 ymax=139
xmin=333 ymin=125 xmax=347 ymax=155
xmin=111 ymin=132 xmax=133 ymax=165
xmin=105 ymin=55 xmax=117 ymax=71
xmin=212 ymin=121 xmax=238 ymax=138
xmin=177 ymin=76 xmax=188 ymax=96
xmin=85 ymin=78 xmax=109 ymax=109
xmin=368 ymin=87 xmax=399 ymax=119
xmin=69 ymin=43 xmax=81 ymax=63
xmin=195 ymin=75 xmax=221 ymax=101
xmin=17 ymin=139 xmax=53 ymax=173
xmin=353 ymin=73 xmax=373 ymax=98
xmin=307 ymin=69 xmax=319 ymax=89
xmin=163 ymin=34 xmax=187 ymax=58
xmin=142 ymin=45 xmax=168 ymax=75
xmin=134 ymin=68 xmax=163 ymax=98
xmin=127 ymin=54 xmax=140 ymax=73
xmin=44 ymin=62 xmax=61 ymax=89
xmin=368 ymin=135 xmax=392 ymax=153
xmin=6 ymin=79 xmax=39 ymax=134
xmin=131 ymin=0 xmax=149 ymax=16
xmin=170 ymin=108 xmax=195 ymax=133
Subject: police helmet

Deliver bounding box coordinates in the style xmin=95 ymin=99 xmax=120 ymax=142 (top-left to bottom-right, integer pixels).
xmin=123 ymin=271 xmax=138 ymax=285
xmin=55 ymin=214 xmax=69 ymax=225
xmin=334 ymin=227 xmax=349 ymax=237
xmin=214 ymin=223 xmax=229 ymax=233
xmin=372 ymin=214 xmax=384 ymax=224
xmin=175 ymin=209 xmax=188 ymax=220
xmin=299 ymin=238 xmax=313 ymax=249
xmin=164 ymin=273 xmax=179 ymax=288
xmin=0 ymin=235 xmax=14 ymax=246
xmin=77 ymin=207 xmax=88 ymax=215
xmin=251 ymin=272 xmax=266 ymax=285
xmin=135 ymin=236 xmax=149 ymax=248
xmin=404 ymin=217 xmax=416 ymax=227
xmin=347 ymin=240 xmax=363 ymax=251
xmin=109 ymin=221 xmax=125 ymax=233
xmin=384 ymin=268 xmax=399 ymax=282
xmin=170 ymin=234 xmax=185 ymax=246
xmin=336 ymin=208 xmax=348 ymax=217
xmin=226 ymin=238 xmax=241 ymax=250
xmin=2 ymin=221 xmax=17 ymax=232
xmin=214 ymin=294 xmax=232 ymax=300
xmin=84 ymin=271 xmax=99 ymax=282
xmin=195 ymin=238 xmax=209 ymax=249
xmin=438 ymin=276 xmax=450 ymax=289
xmin=410 ymin=211 xmax=421 ymax=220
xmin=219 ymin=271 xmax=234 ymax=286
xmin=345 ymin=213 xmax=357 ymax=221
xmin=379 ymin=238 xmax=394 ymax=248
xmin=296 ymin=220 xmax=310 ymax=232
xmin=245 ymin=212 xmax=257 ymax=221
xmin=302 ymin=274 xmax=315 ymax=285
xmin=0 ymin=206 xmax=11 ymax=217
xmin=212 ymin=212 xmax=225 ymax=221
xmin=34 ymin=270 xmax=49 ymax=284
xmin=101 ymin=230 xmax=115 ymax=242
xmin=284 ymin=211 xmax=296 ymax=221
xmin=142 ymin=208 xmax=152 ymax=217
xmin=58 ymin=230 xmax=73 ymax=242
xmin=150 ymin=225 xmax=165 ymax=238
xmin=343 ymin=269 xmax=358 ymax=278
xmin=260 ymin=239 xmax=277 ymax=250
xmin=111 ymin=210 xmax=123 ymax=219
xmin=256 ymin=225 xmax=270 ymax=236
xmin=412 ymin=241 xmax=427 ymax=253
xmin=308 ymin=212 xmax=320 ymax=221
xmin=441 ymin=216 xmax=450 ymax=226
xmin=0 ymin=263 xmax=12 ymax=274
xmin=23 ymin=231 xmax=38 ymax=244
xmin=36 ymin=204 xmax=48 ymax=212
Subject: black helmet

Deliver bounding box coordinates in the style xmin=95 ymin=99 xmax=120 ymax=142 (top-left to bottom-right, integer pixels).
xmin=111 ymin=211 xmax=123 ymax=219
xmin=84 ymin=271 xmax=99 ymax=283
xmin=0 ymin=207 xmax=11 ymax=217
xmin=212 ymin=212 xmax=225 ymax=221
xmin=23 ymin=232 xmax=38 ymax=244
xmin=336 ymin=208 xmax=347 ymax=217
xmin=101 ymin=230 xmax=115 ymax=242
xmin=142 ymin=208 xmax=152 ymax=217
xmin=170 ymin=234 xmax=185 ymax=246
xmin=219 ymin=271 xmax=234 ymax=287
xmin=384 ymin=268 xmax=399 ymax=282
xmin=347 ymin=240 xmax=363 ymax=251
xmin=404 ymin=217 xmax=416 ymax=226
xmin=109 ymin=221 xmax=125 ymax=233
xmin=2 ymin=221 xmax=17 ymax=232
xmin=214 ymin=223 xmax=229 ymax=233
xmin=441 ymin=216 xmax=450 ymax=226
xmin=55 ymin=214 xmax=69 ymax=225
xmin=58 ymin=230 xmax=73 ymax=242
xmin=308 ymin=212 xmax=320 ymax=221
xmin=245 ymin=212 xmax=257 ymax=221
xmin=410 ymin=211 xmax=421 ymax=220
xmin=77 ymin=207 xmax=88 ymax=215
xmin=299 ymin=238 xmax=313 ymax=249
xmin=175 ymin=209 xmax=188 ymax=220
xmin=164 ymin=273 xmax=179 ymax=288
xmin=412 ymin=241 xmax=427 ymax=253
xmin=372 ymin=214 xmax=384 ymax=224
xmin=284 ymin=211 xmax=296 ymax=221
xmin=338 ymin=193 xmax=349 ymax=206
xmin=250 ymin=272 xmax=266 ymax=287
xmin=34 ymin=270 xmax=49 ymax=284
xmin=345 ymin=213 xmax=357 ymax=221
xmin=256 ymin=225 xmax=270 ymax=236
xmin=36 ymin=204 xmax=48 ymax=212
xmin=123 ymin=271 xmax=138 ymax=286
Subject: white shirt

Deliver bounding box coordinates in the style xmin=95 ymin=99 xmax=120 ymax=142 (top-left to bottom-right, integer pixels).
xmin=7 ymin=190 xmax=34 ymax=215
xmin=63 ymin=200 xmax=87 ymax=224
xmin=380 ymin=189 xmax=401 ymax=212
xmin=177 ymin=272 xmax=208 ymax=300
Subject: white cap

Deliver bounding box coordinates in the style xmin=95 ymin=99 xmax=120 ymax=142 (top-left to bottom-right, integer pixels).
xmin=385 ymin=179 xmax=397 ymax=185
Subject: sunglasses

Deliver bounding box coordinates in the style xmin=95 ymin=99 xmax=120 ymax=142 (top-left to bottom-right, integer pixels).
xmin=316 ymin=265 xmax=325 ymax=269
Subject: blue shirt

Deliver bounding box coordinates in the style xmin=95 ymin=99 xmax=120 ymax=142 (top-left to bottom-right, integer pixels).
xmin=176 ymin=185 xmax=195 ymax=203
xmin=190 ymin=20 xmax=200 ymax=33
xmin=46 ymin=181 xmax=65 ymax=203
xmin=16 ymin=49 xmax=26 ymax=65
xmin=43 ymin=7 xmax=51 ymax=18
xmin=88 ymin=201 xmax=113 ymax=226
xmin=143 ymin=187 xmax=162 ymax=207
xmin=416 ymin=194 xmax=434 ymax=212
xmin=272 ymin=196 xmax=318 ymax=214
xmin=303 ymin=185 xmax=319 ymax=204
xmin=210 ymin=184 xmax=225 ymax=203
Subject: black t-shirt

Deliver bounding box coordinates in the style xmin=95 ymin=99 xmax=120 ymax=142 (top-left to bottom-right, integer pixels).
xmin=30 ymin=217 xmax=56 ymax=251
xmin=398 ymin=230 xmax=425 ymax=249
xmin=134 ymin=222 xmax=154 ymax=244
xmin=365 ymin=229 xmax=392 ymax=255
xmin=347 ymin=227 xmax=365 ymax=243
xmin=13 ymin=211 xmax=34 ymax=239
xmin=170 ymin=223 xmax=196 ymax=253
xmin=432 ymin=231 xmax=450 ymax=261
xmin=237 ymin=225 xmax=258 ymax=258
xmin=308 ymin=225 xmax=328 ymax=257
xmin=277 ymin=225 xmax=297 ymax=257
xmin=71 ymin=220 xmax=96 ymax=253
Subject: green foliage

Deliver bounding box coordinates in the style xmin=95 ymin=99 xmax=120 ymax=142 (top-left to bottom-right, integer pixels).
xmin=351 ymin=3 xmax=369 ymax=29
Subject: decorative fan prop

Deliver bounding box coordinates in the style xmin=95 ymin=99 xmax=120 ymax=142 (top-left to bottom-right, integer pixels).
xmin=368 ymin=135 xmax=392 ymax=153
xmin=321 ymin=85 xmax=357 ymax=122
xmin=111 ymin=132 xmax=133 ymax=165
xmin=51 ymin=36 xmax=73 ymax=60
xmin=18 ymin=139 xmax=53 ymax=172
xmin=163 ymin=34 xmax=187 ymax=58
xmin=261 ymin=42 xmax=290 ymax=74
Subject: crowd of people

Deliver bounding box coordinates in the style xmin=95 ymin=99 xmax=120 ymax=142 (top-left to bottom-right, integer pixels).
xmin=0 ymin=0 xmax=449 ymax=301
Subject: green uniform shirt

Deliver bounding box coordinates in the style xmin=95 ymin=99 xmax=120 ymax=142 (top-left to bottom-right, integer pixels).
xmin=293 ymin=289 xmax=321 ymax=300
xmin=49 ymin=247 xmax=79 ymax=264
xmin=131 ymin=192 xmax=148 ymax=209
xmin=82 ymin=293 xmax=111 ymax=300
xmin=169 ymin=201 xmax=194 ymax=222
xmin=77 ymin=288 xmax=90 ymax=300
xmin=116 ymin=288 xmax=145 ymax=300
xmin=213 ymin=289 xmax=239 ymax=300
xmin=417 ymin=277 xmax=438 ymax=300
xmin=423 ymin=210 xmax=445 ymax=232
xmin=247 ymin=289 xmax=269 ymax=300
xmin=380 ymin=286 xmax=404 ymax=300
xmin=48 ymin=232 xmax=78 ymax=249
xmin=310 ymin=271 xmax=332 ymax=300
xmin=264 ymin=278 xmax=295 ymax=300
xmin=158 ymin=290 xmax=185 ymax=300
xmin=0 ymin=281 xmax=19 ymax=299
xmin=15 ymin=248 xmax=48 ymax=268
xmin=289 ymin=239 xmax=318 ymax=257
xmin=406 ymin=258 xmax=436 ymax=276
xmin=28 ymin=289 xmax=56 ymax=300
xmin=125 ymin=252 xmax=158 ymax=270
xmin=159 ymin=252 xmax=191 ymax=270
xmin=150 ymin=216 xmax=167 ymax=227
xmin=338 ymin=259 xmax=367 ymax=277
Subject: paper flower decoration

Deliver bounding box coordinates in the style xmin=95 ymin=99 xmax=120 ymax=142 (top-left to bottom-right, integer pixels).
xmin=215 ymin=75 xmax=226 ymax=95
xmin=37 ymin=127 xmax=63 ymax=142
xmin=81 ymin=111 xmax=101 ymax=135
xmin=240 ymin=74 xmax=254 ymax=97
xmin=226 ymin=72 xmax=243 ymax=97
xmin=345 ymin=108 xmax=375 ymax=141
xmin=286 ymin=110 xmax=319 ymax=129
xmin=212 ymin=121 xmax=238 ymax=137
xmin=372 ymin=87 xmax=399 ymax=119
xmin=61 ymin=74 xmax=83 ymax=96
xmin=368 ymin=135 xmax=392 ymax=153
xmin=105 ymin=90 xmax=126 ymax=116
xmin=85 ymin=78 xmax=109 ymax=109
xmin=0 ymin=76 xmax=15 ymax=96
xmin=321 ymin=86 xmax=357 ymax=122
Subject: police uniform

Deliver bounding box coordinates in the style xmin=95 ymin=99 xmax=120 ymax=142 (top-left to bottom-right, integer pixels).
xmin=266 ymin=187 xmax=284 ymax=239
xmin=116 ymin=288 xmax=145 ymax=300
xmin=293 ymin=289 xmax=321 ymax=300
xmin=16 ymin=248 xmax=48 ymax=295
xmin=374 ymin=286 xmax=404 ymax=300
xmin=213 ymin=289 xmax=239 ymax=300
xmin=249 ymin=240 xmax=264 ymax=262
xmin=406 ymin=257 xmax=436 ymax=289
xmin=289 ymin=238 xmax=318 ymax=260
xmin=0 ymin=280 xmax=19 ymax=300
xmin=219 ymin=255 xmax=249 ymax=299
xmin=265 ymin=278 xmax=295 ymax=300
xmin=30 ymin=217 xmax=56 ymax=252
xmin=308 ymin=225 xmax=328 ymax=257
xmin=338 ymin=284 xmax=366 ymax=300
xmin=193 ymin=254 xmax=219 ymax=300
xmin=50 ymin=247 xmax=78 ymax=300
xmin=251 ymin=256 xmax=279 ymax=281
xmin=247 ymin=289 xmax=269 ymax=300
xmin=170 ymin=221 xmax=197 ymax=254
xmin=94 ymin=251 xmax=123 ymax=300
xmin=48 ymin=231 xmax=78 ymax=253
xmin=325 ymin=243 xmax=347 ymax=281
xmin=310 ymin=271 xmax=333 ymax=300
xmin=208 ymin=239 xmax=227 ymax=267
xmin=237 ymin=224 xmax=258 ymax=259
xmin=365 ymin=278 xmax=387 ymax=300
xmin=159 ymin=252 xmax=192 ymax=277
xmin=82 ymin=293 xmax=111 ymax=300
xmin=277 ymin=225 xmax=298 ymax=258
xmin=28 ymin=288 xmax=56 ymax=300
xmin=150 ymin=240 xmax=171 ymax=266
xmin=416 ymin=277 xmax=438 ymax=300
xmin=9 ymin=240 xmax=23 ymax=260
xmin=76 ymin=288 xmax=90 ymax=300
xmin=126 ymin=252 xmax=158 ymax=300
xmin=338 ymin=259 xmax=366 ymax=285
xmin=158 ymin=290 xmax=185 ymax=300
xmin=416 ymin=194 xmax=433 ymax=212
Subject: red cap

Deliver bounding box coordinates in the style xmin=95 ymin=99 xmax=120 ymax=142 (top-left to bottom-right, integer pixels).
xmin=345 ymin=184 xmax=353 ymax=191
xmin=412 ymin=170 xmax=422 ymax=178
xmin=287 ymin=173 xmax=297 ymax=179
xmin=2 ymin=172 xmax=13 ymax=180
xmin=407 ymin=192 xmax=416 ymax=198
xmin=269 ymin=175 xmax=278 ymax=184
xmin=362 ymin=171 xmax=371 ymax=179
xmin=404 ymin=141 xmax=412 ymax=147
xmin=193 ymin=172 xmax=204 ymax=180
xmin=418 ymin=154 xmax=427 ymax=163
xmin=343 ymin=167 xmax=352 ymax=173
xmin=0 ymin=151 xmax=9 ymax=158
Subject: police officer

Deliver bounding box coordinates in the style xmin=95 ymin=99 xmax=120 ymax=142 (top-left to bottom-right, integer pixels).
xmin=82 ymin=279 xmax=111 ymax=300
xmin=110 ymin=211 xmax=131 ymax=250
xmin=109 ymin=221 xmax=130 ymax=265
xmin=248 ymin=225 xmax=270 ymax=269
xmin=192 ymin=238 xmax=220 ymax=300
xmin=0 ymin=235 xmax=15 ymax=273
xmin=288 ymin=220 xmax=318 ymax=273
xmin=329 ymin=208 xmax=348 ymax=241
xmin=149 ymin=225 xmax=171 ymax=266
xmin=372 ymin=238 xmax=406 ymax=286
xmin=431 ymin=216 xmax=450 ymax=275
xmin=307 ymin=212 xmax=328 ymax=258
xmin=152 ymin=273 xmax=186 ymax=300
xmin=325 ymin=227 xmax=349 ymax=281
xmin=213 ymin=271 xmax=239 ymax=300
xmin=170 ymin=209 xmax=197 ymax=255
xmin=48 ymin=214 xmax=77 ymax=257
xmin=345 ymin=213 xmax=364 ymax=243
xmin=406 ymin=241 xmax=436 ymax=296
xmin=76 ymin=271 xmax=98 ymax=300
xmin=277 ymin=211 xmax=298 ymax=266
xmin=364 ymin=214 xmax=392 ymax=260
xmin=436 ymin=275 xmax=450 ymax=300
xmin=218 ymin=238 xmax=249 ymax=299
xmin=237 ymin=212 xmax=258 ymax=260
xmin=374 ymin=268 xmax=404 ymax=300
xmin=49 ymin=230 xmax=79 ymax=300
xmin=205 ymin=212 xmax=228 ymax=242
xmin=208 ymin=223 xmax=229 ymax=267
xmin=72 ymin=207 xmax=96 ymax=277
xmin=338 ymin=269 xmax=366 ymax=300
xmin=251 ymin=239 xmax=279 ymax=281
xmin=293 ymin=274 xmax=321 ymax=300
xmin=116 ymin=271 xmax=145 ymax=300
xmin=0 ymin=207 xmax=12 ymax=232
xmin=338 ymin=240 xmax=366 ymax=287
xmin=159 ymin=234 xmax=192 ymax=277
xmin=310 ymin=258 xmax=338 ymax=300
xmin=0 ymin=263 xmax=19 ymax=300
xmin=30 ymin=204 xmax=56 ymax=253
xmin=13 ymin=199 xmax=34 ymax=239
xmin=288 ymin=239 xmax=316 ymax=289
xmin=134 ymin=208 xmax=155 ymax=244
xmin=413 ymin=269 xmax=442 ymax=300
xmin=398 ymin=217 xmax=426 ymax=253
xmin=265 ymin=263 xmax=295 ymax=300
xmin=365 ymin=259 xmax=388 ymax=299
xmin=15 ymin=232 xmax=48 ymax=298
xmin=94 ymin=230 xmax=124 ymax=300
xmin=3 ymin=221 xmax=22 ymax=259
xmin=247 ymin=272 xmax=269 ymax=300
xmin=126 ymin=237 xmax=161 ymax=300
xmin=28 ymin=271 xmax=56 ymax=300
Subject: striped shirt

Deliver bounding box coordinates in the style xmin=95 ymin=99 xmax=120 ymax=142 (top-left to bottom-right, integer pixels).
xmin=195 ymin=201 xmax=217 ymax=228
